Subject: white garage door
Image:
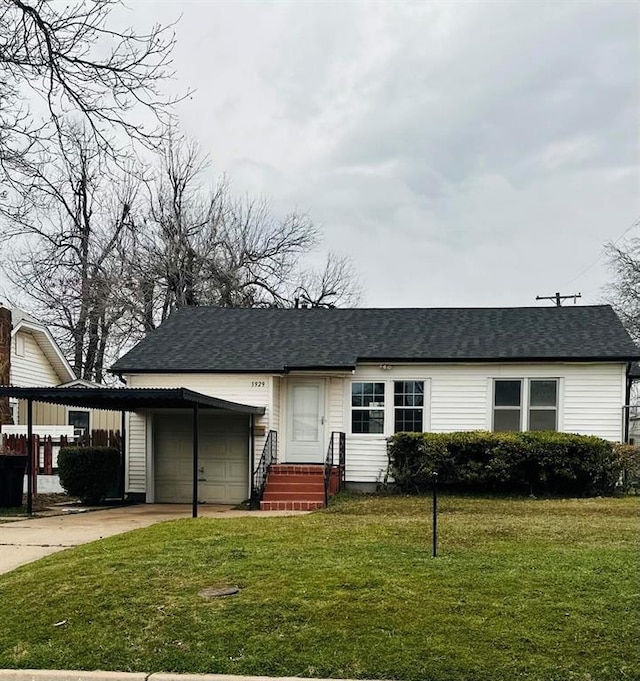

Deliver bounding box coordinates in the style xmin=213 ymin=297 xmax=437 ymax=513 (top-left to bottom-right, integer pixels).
xmin=154 ymin=412 xmax=250 ymax=504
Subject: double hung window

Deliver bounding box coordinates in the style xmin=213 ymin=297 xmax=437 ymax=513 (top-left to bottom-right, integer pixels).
xmin=351 ymin=380 xmax=426 ymax=434
xmin=492 ymin=379 xmax=558 ymax=432
xmin=394 ymin=381 xmax=424 ymax=433
xmin=351 ymin=382 xmax=385 ymax=434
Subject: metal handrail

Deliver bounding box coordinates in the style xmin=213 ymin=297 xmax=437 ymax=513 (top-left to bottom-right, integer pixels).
xmin=323 ymin=431 xmax=346 ymax=506
xmin=251 ymin=430 xmax=277 ymax=509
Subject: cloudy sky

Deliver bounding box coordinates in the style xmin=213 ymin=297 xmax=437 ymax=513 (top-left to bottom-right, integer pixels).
xmin=43 ymin=1 xmax=640 ymax=308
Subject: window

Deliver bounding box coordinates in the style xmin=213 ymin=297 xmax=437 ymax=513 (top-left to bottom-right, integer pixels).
xmin=394 ymin=381 xmax=424 ymax=432
xmin=493 ymin=380 xmax=522 ymax=431
xmin=493 ymin=378 xmax=558 ymax=432
xmin=68 ymin=410 xmax=90 ymax=437
xmin=529 ymin=379 xmax=557 ymax=431
xmin=351 ymin=382 xmax=385 ymax=434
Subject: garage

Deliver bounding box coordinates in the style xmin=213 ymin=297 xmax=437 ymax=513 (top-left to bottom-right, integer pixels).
xmin=154 ymin=411 xmax=250 ymax=504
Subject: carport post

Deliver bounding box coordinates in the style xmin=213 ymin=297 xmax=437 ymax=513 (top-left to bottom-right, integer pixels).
xmin=249 ymin=414 xmax=255 ymax=499
xmin=120 ymin=410 xmax=126 ymax=501
xmin=192 ymin=404 xmax=199 ymax=518
xmin=26 ymin=398 xmax=33 ymax=515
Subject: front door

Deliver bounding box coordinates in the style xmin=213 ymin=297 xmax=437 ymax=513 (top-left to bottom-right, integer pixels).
xmin=286 ymin=380 xmax=325 ymax=463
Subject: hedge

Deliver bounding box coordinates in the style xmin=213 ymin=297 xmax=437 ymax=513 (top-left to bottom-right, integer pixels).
xmin=58 ymin=446 xmax=120 ymax=505
xmin=387 ymin=431 xmax=639 ymax=497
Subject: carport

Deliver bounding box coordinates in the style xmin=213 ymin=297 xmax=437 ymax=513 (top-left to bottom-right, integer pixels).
xmin=0 ymin=386 xmax=265 ymax=518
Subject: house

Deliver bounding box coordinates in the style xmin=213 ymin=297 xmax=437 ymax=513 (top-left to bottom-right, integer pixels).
xmin=109 ymin=304 xmax=640 ymax=508
xmin=0 ymin=305 xmax=119 ymax=434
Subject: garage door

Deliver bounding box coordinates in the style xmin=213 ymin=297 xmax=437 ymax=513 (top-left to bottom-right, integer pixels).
xmin=154 ymin=412 xmax=250 ymax=504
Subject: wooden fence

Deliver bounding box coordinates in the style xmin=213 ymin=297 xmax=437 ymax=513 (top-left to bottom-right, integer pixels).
xmin=1 ymin=430 xmax=122 ymax=495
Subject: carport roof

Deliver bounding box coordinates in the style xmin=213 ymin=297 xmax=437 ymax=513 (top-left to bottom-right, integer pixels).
xmin=0 ymin=386 xmax=265 ymax=415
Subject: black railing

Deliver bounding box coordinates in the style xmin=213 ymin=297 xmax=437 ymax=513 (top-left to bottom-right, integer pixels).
xmin=251 ymin=430 xmax=277 ymax=509
xmin=323 ymin=431 xmax=346 ymax=507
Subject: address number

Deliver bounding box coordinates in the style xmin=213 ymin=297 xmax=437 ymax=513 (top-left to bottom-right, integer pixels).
xmin=251 ymin=381 xmax=266 ymax=387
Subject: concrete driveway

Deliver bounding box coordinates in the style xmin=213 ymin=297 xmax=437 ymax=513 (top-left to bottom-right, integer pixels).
xmin=0 ymin=504 xmax=308 ymax=575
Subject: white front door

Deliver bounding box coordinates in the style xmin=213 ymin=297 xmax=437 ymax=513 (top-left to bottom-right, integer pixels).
xmin=286 ymin=380 xmax=325 ymax=463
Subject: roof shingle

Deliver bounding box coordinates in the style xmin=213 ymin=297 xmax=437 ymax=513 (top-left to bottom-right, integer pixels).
xmin=110 ymin=305 xmax=640 ymax=373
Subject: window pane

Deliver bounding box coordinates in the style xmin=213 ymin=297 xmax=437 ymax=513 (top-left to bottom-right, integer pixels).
xmin=530 ymin=380 xmax=557 ymax=407
xmin=529 ymin=409 xmax=556 ymax=431
xmin=493 ymin=409 xmax=521 ymax=432
xmin=494 ymin=380 xmax=521 ymax=407
xmin=394 ymin=408 xmax=423 ymax=433
xmin=352 ymin=410 xmax=385 ymax=434
xmin=352 ymin=382 xmax=384 ymax=407
xmin=394 ymin=381 xmax=424 ymax=407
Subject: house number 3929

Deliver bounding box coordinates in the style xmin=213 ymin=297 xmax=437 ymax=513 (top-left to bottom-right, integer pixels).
xmin=251 ymin=381 xmax=265 ymax=387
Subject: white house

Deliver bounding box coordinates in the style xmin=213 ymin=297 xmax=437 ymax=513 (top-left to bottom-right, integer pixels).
xmin=110 ymin=305 xmax=640 ymax=508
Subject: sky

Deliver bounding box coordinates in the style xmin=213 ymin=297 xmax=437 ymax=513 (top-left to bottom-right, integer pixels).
xmin=7 ymin=0 xmax=640 ymax=310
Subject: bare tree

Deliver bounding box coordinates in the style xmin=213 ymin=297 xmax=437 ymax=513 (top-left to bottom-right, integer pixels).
xmin=605 ymin=228 xmax=640 ymax=342
xmin=1 ymin=122 xmax=139 ymax=381
xmin=294 ymin=253 xmax=361 ymax=308
xmin=0 ymin=0 xmax=178 ymax=184
xmin=2 ymin=132 xmax=361 ymax=380
xmin=119 ymin=136 xmax=358 ymax=333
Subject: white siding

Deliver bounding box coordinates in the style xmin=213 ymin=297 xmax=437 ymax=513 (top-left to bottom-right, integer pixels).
xmin=123 ymin=362 xmax=628 ymax=489
xmin=10 ymin=331 xmax=61 ymax=386
xmin=127 ymin=411 xmax=148 ymax=493
xmin=270 ymin=376 xmax=281 ymax=434
xmin=340 ymin=362 xmax=627 ymax=484
xmin=329 ymin=377 xmax=345 ymax=432
xmin=125 ymin=373 xmax=272 ymax=495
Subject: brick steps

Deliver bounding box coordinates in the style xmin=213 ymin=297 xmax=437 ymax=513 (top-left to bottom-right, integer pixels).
xmin=259 ymin=463 xmax=340 ymax=511
xmin=261 ymin=500 xmax=325 ymax=511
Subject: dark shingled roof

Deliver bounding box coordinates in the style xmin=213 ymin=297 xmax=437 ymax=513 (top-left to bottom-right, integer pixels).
xmin=110 ymin=305 xmax=640 ymax=374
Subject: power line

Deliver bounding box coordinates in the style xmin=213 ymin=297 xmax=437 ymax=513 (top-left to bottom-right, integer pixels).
xmin=563 ymin=216 xmax=640 ymax=286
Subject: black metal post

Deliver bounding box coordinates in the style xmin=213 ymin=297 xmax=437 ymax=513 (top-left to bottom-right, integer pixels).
xmin=120 ymin=410 xmax=126 ymax=501
xmin=249 ymin=414 xmax=255 ymax=500
xmin=192 ymin=404 xmax=199 ymax=519
xmin=26 ymin=398 xmax=33 ymax=515
xmin=432 ymin=471 xmax=438 ymax=558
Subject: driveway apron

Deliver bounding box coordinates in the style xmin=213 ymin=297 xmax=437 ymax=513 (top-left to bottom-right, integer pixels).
xmin=0 ymin=504 xmax=308 ymax=575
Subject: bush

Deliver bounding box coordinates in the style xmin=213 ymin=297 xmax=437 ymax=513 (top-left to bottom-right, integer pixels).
xmin=612 ymin=443 xmax=640 ymax=493
xmin=58 ymin=446 xmax=120 ymax=504
xmin=387 ymin=431 xmax=632 ymax=497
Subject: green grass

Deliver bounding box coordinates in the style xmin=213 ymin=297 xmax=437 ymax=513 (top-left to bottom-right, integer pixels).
xmin=0 ymin=494 xmax=637 ymax=681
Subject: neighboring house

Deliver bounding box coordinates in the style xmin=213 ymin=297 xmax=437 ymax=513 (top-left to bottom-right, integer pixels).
xmin=0 ymin=306 xmax=118 ymax=433
xmin=110 ymin=304 xmax=640 ymax=506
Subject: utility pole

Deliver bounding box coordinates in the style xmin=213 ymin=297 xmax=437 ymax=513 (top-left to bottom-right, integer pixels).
xmin=535 ymin=292 xmax=582 ymax=307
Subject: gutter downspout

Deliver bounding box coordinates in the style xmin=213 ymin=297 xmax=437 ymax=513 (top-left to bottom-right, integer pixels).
xmin=624 ymin=362 xmax=632 ymax=443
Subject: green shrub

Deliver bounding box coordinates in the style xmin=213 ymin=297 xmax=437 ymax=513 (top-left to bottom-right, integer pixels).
xmin=58 ymin=446 xmax=120 ymax=504
xmin=387 ymin=431 xmax=630 ymax=497
xmin=612 ymin=443 xmax=640 ymax=493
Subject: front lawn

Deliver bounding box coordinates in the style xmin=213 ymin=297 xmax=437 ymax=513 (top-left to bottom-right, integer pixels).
xmin=0 ymin=494 xmax=637 ymax=681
